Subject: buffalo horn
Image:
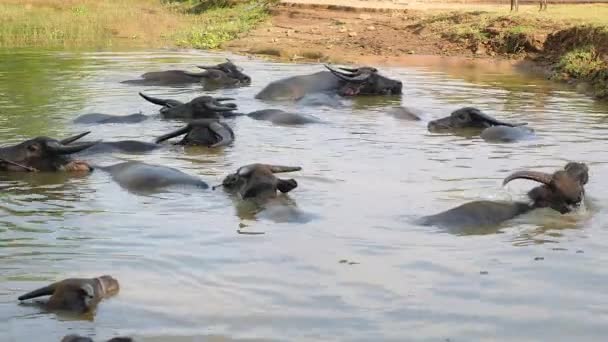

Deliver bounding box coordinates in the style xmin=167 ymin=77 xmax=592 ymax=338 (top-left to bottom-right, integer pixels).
xmin=155 ymin=125 xmax=191 ymax=144
xmin=60 ymin=131 xmax=91 ymax=145
xmin=206 ymin=102 xmax=236 ymax=112
xmin=268 ymin=165 xmax=302 ymax=173
xmin=469 ymin=110 xmax=527 ymax=127
xmin=325 ymin=65 xmax=370 ymax=83
xmin=503 ymin=171 xmax=553 ymax=186
xmin=47 ymin=140 xmax=100 ymax=155
xmin=209 ymin=122 xmax=234 ymax=148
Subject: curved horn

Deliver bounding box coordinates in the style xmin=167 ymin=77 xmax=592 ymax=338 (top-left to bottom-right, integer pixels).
xmin=209 ymin=122 xmax=234 ymax=148
xmin=197 ymin=65 xmax=220 ymax=70
xmin=60 ymin=132 xmax=91 ymax=145
xmin=237 ymin=165 xmax=255 ymax=176
xmin=503 ymin=170 xmax=553 ymax=186
xmin=155 ymin=125 xmax=191 ymax=144
xmin=325 ymin=65 xmax=370 ymax=83
xmin=268 ymin=165 xmax=302 ymax=173
xmin=139 ymin=92 xmax=168 ymax=106
xmin=183 ymin=71 xmax=209 ymax=78
xmin=47 ymin=140 xmax=100 ymax=155
xmin=206 ymin=102 xmax=236 ymax=112
xmin=339 ymin=67 xmax=359 ymax=73
xmin=18 ymin=283 xmax=57 ymax=301
xmin=469 ymin=110 xmax=527 ymax=127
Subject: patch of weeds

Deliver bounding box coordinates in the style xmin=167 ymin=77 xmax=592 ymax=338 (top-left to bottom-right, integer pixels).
xmin=175 ymin=1 xmax=273 ymax=49
xmin=552 ymin=46 xmax=608 ymax=98
xmin=249 ymin=47 xmax=282 ymax=56
xmin=301 ymin=51 xmax=324 ymax=60
xmin=555 ymin=46 xmax=605 ymax=79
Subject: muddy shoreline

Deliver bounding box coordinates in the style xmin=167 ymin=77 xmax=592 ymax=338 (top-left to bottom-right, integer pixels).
xmin=224 ymin=2 xmax=608 ymax=99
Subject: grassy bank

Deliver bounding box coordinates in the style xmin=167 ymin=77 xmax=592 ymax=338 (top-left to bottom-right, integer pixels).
xmin=406 ymin=5 xmax=608 ymax=99
xmin=0 ymin=0 xmax=272 ymax=49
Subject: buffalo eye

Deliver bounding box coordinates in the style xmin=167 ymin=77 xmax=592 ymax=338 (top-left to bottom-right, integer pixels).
xmin=27 ymin=144 xmax=40 ymax=153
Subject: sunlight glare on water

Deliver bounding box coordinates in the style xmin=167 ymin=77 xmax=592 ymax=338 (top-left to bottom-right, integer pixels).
xmin=1 ymin=49 xmax=608 ymax=341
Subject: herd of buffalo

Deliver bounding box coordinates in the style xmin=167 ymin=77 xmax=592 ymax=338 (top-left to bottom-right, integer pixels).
xmin=5 ymin=58 xmax=589 ymax=341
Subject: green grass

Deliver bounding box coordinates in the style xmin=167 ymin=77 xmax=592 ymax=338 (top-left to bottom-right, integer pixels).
xmin=174 ymin=1 xmax=272 ymax=49
xmin=0 ymin=0 xmax=273 ymax=49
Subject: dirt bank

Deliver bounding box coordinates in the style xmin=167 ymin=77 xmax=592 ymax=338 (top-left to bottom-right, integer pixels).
xmin=224 ymin=2 xmax=608 ymax=99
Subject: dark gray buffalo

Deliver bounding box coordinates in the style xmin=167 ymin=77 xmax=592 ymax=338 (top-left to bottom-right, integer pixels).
xmin=97 ymin=161 xmax=208 ymax=193
xmin=73 ymin=113 xmax=149 ymax=124
xmin=62 ymin=336 xmax=132 ymax=342
xmin=155 ymin=119 xmax=234 ymax=147
xmin=427 ymin=107 xmax=534 ymax=142
xmin=139 ymin=92 xmax=237 ymax=119
xmin=62 ymin=336 xmax=133 ymax=342
xmin=0 ymin=132 xmax=98 ymax=172
xmin=120 ymin=59 xmax=250 ymax=87
xmin=419 ymin=162 xmax=589 ymax=230
xmin=247 ymin=109 xmax=323 ymax=125
xmin=255 ymin=65 xmax=402 ymax=101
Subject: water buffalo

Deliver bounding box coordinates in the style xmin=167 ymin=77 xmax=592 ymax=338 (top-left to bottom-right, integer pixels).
xmin=62 ymin=336 xmax=133 ymax=342
xmin=0 ymin=132 xmax=98 ymax=172
xmin=155 ymin=119 xmax=234 ymax=147
xmin=247 ymin=109 xmax=323 ymax=125
xmin=419 ymin=162 xmax=589 ymax=230
xmin=216 ymin=163 xmax=301 ymax=200
xmin=97 ymin=161 xmax=208 ymax=192
xmin=255 ymin=65 xmax=402 ymax=101
xmin=139 ymin=92 xmax=237 ymax=119
xmin=427 ymin=107 xmax=534 ymax=142
xmin=18 ymin=275 xmax=119 ymax=314
xmin=73 ymin=113 xmax=149 ymax=124
xmin=120 ymin=59 xmax=250 ymax=87
xmin=62 ymin=336 xmax=132 ymax=342
xmin=76 ymin=140 xmax=161 ymax=155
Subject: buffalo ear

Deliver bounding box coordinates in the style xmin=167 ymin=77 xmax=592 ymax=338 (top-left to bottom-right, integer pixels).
xmin=277 ymin=179 xmax=298 ymax=193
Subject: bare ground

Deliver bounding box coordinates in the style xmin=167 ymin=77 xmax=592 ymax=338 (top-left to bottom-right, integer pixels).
xmin=224 ymin=2 xmax=559 ymax=65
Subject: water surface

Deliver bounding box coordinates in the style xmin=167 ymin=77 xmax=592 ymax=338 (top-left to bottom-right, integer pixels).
xmin=1 ymin=49 xmax=608 ymax=342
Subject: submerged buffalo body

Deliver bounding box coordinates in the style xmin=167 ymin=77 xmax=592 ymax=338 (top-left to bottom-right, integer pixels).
xmin=76 ymin=141 xmax=161 ymax=155
xmin=73 ymin=113 xmax=149 ymax=124
xmin=120 ymin=59 xmax=250 ymax=87
xmin=427 ymin=107 xmax=534 ymax=142
xmin=247 ymin=109 xmax=323 ymax=125
xmin=98 ymin=161 xmax=208 ymax=192
xmin=255 ymin=65 xmax=402 ymax=101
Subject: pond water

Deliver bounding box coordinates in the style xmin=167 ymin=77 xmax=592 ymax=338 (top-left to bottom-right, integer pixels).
xmin=1 ymin=49 xmax=608 ymax=342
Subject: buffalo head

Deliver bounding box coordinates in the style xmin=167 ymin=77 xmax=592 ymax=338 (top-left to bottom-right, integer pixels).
xmin=504 ymin=162 xmax=589 ymax=214
xmin=325 ymin=65 xmax=402 ymax=96
xmin=0 ymin=132 xmax=97 ymax=172
xmin=428 ymin=107 xmax=526 ymax=132
xmin=193 ymin=59 xmax=251 ymax=85
xmin=139 ymin=92 xmax=237 ymax=119
xmin=155 ymin=119 xmax=234 ymax=147
xmin=218 ymin=164 xmax=301 ymax=200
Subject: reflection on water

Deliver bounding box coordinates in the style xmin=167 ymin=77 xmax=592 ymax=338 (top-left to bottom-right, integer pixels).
xmin=2 ymin=49 xmax=608 ymax=341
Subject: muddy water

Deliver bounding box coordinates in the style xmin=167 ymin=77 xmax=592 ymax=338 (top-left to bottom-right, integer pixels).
xmin=1 ymin=49 xmax=608 ymax=342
